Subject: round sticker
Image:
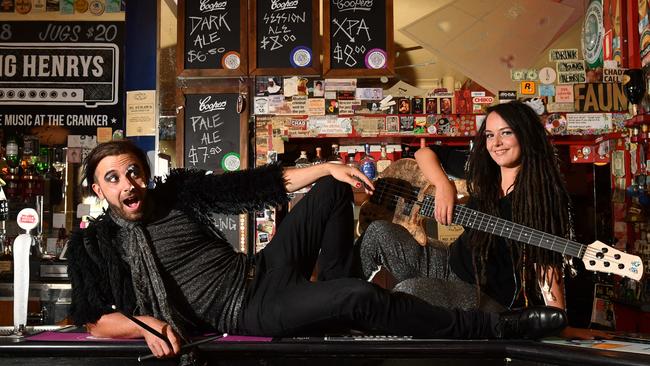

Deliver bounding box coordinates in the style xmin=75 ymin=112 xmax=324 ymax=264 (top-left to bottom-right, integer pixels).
xmin=545 ymin=113 xmax=567 ymax=135
xmin=222 ymin=51 xmax=241 ymax=70
xmin=365 ymin=48 xmax=387 ymax=69
xmin=75 ymin=0 xmax=89 ymax=13
xmin=89 ymin=0 xmax=105 ymax=15
xmin=525 ymin=69 xmax=539 ymax=81
xmin=539 ymin=67 xmax=557 ymax=84
xmin=221 ymin=152 xmax=241 ymax=172
xmin=290 ymin=46 xmax=312 ymax=68
xmin=582 ymin=0 xmax=604 ymax=68
xmin=15 ymin=0 xmax=32 ymax=14
xmin=112 ymin=129 xmax=124 ymax=140
xmin=17 ymin=208 xmax=39 ymax=231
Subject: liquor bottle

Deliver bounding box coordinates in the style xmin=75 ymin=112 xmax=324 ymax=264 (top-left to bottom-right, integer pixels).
xmin=376 ymin=145 xmax=392 ymax=174
xmin=0 ymin=234 xmax=11 ymax=280
xmin=403 ymin=145 xmax=413 ymax=158
xmin=346 ymin=150 xmax=364 ymax=193
xmin=326 ymin=144 xmax=344 ymax=164
xmin=312 ymin=147 xmax=324 ymax=165
xmin=294 ymin=151 xmax=311 ymax=193
xmin=294 ymin=150 xmax=310 ymax=168
xmin=346 ymin=150 xmax=359 ymax=169
xmin=0 ymin=186 xmax=7 ymax=222
xmin=35 ymin=147 xmax=49 ymax=176
xmin=5 ymin=136 xmax=20 ymax=171
xmin=359 ymin=143 xmax=377 ymax=180
xmin=0 ymin=186 xmax=9 ymax=279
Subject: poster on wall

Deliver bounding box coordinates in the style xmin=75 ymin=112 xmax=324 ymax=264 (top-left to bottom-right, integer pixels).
xmin=640 ymin=0 xmax=650 ymax=66
xmin=0 ymin=21 xmax=125 ymax=139
xmin=602 ymin=0 xmax=622 ymax=65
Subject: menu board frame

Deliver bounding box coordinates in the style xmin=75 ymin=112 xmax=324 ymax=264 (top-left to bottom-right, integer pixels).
xmin=176 ymin=0 xmax=249 ymax=77
xmin=323 ymin=0 xmax=395 ymax=77
xmin=175 ymin=83 xmax=250 ymax=253
xmin=248 ymin=0 xmax=321 ymax=75
xmin=175 ymin=84 xmax=249 ymax=170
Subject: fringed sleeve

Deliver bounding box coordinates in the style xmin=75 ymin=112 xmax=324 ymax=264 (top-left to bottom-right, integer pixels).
xmin=159 ymin=163 xmax=289 ymax=215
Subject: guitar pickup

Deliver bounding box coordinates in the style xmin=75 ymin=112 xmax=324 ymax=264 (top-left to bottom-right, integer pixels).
xmin=402 ymin=200 xmax=414 ymax=215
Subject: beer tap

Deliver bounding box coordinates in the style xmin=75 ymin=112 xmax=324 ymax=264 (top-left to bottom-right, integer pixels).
xmin=13 ymin=208 xmax=39 ymax=336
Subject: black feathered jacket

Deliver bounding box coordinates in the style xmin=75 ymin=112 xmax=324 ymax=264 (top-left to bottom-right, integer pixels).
xmin=67 ymin=164 xmax=289 ymax=327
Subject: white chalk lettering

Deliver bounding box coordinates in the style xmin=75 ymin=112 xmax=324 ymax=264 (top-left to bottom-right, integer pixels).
xmin=199 ymin=96 xmax=227 ymax=112
xmin=271 ymin=0 xmax=299 ymax=11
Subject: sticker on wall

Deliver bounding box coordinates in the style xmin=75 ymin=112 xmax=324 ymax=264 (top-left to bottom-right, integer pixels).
xmin=545 ymin=113 xmax=567 ymax=135
xmin=15 ymin=0 xmax=32 ymax=14
xmin=290 ymin=46 xmax=312 ymax=68
xmin=89 ymin=0 xmax=105 ymax=15
xmin=365 ymin=48 xmax=387 ymax=69
xmin=520 ymin=81 xmax=536 ymax=95
xmin=221 ymin=152 xmax=241 ymax=172
xmin=539 ymin=67 xmax=557 ymax=84
xmin=60 ymin=0 xmax=74 ymax=14
xmin=222 ymin=51 xmax=241 ymax=70
xmin=74 ymin=0 xmax=89 ymax=13
xmin=0 ymin=1 xmax=15 ymax=12
xmin=539 ymin=84 xmax=555 ymax=97
xmin=32 ymin=0 xmax=45 ymax=12
xmin=582 ymin=0 xmax=604 ymax=68
xmin=106 ymin=0 xmax=120 ymax=12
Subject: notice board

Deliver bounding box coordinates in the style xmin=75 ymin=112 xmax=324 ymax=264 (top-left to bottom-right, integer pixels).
xmin=323 ymin=0 xmax=394 ymax=77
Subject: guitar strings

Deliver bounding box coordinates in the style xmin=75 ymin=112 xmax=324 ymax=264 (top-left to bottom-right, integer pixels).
xmin=372 ymin=181 xmax=635 ymax=272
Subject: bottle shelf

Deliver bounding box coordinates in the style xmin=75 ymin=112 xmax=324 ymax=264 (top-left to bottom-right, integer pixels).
xmin=625 ymin=114 xmax=650 ymax=127
xmin=285 ymin=133 xmax=623 ymax=146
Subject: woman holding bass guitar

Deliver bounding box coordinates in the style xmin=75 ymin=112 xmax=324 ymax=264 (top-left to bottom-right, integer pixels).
xmin=359 ymin=101 xmax=611 ymax=339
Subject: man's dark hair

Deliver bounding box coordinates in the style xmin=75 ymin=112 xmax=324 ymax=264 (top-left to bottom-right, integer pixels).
xmin=83 ymin=139 xmax=151 ymax=196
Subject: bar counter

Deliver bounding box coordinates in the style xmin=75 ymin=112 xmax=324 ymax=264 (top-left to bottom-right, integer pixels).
xmin=2 ymin=330 xmax=650 ymax=366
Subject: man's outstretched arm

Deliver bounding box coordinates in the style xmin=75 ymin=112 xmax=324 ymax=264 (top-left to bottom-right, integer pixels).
xmin=87 ymin=312 xmax=181 ymax=359
xmin=283 ymin=162 xmax=374 ymax=194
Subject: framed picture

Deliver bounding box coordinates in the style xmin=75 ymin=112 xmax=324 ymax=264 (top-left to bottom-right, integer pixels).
xmin=412 ymin=97 xmax=424 ymax=114
xmin=439 ymin=96 xmax=453 ymax=114
xmin=425 ymin=97 xmax=438 ymax=114
xmin=385 ymin=115 xmax=400 ymax=133
xmin=312 ymin=80 xmax=325 ymax=97
xmin=398 ymin=97 xmax=411 ymax=114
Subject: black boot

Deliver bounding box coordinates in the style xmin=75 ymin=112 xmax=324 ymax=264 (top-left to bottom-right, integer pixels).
xmin=495 ymin=306 xmax=567 ymax=339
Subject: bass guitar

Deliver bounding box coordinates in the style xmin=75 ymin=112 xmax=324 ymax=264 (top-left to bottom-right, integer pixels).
xmin=358 ymin=159 xmax=643 ymax=281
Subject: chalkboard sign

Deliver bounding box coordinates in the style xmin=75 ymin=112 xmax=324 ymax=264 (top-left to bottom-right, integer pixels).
xmin=177 ymin=86 xmax=249 ymax=252
xmin=177 ymin=0 xmax=248 ymax=77
xmin=323 ymin=0 xmax=395 ymax=77
xmin=183 ymin=93 xmax=241 ymax=172
xmin=248 ymin=0 xmax=321 ymax=75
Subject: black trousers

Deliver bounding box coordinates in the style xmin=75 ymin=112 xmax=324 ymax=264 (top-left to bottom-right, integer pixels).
xmin=238 ymin=176 xmax=496 ymax=338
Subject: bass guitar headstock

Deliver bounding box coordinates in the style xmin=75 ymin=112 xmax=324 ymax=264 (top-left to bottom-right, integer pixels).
xmin=582 ymin=241 xmax=644 ymax=281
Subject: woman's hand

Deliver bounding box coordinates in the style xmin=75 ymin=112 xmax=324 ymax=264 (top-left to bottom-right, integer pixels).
xmin=434 ymin=179 xmax=457 ymax=225
xmin=560 ymin=326 xmax=614 ymax=340
xmin=139 ymin=316 xmax=181 ymax=358
xmin=329 ymin=163 xmax=374 ymax=194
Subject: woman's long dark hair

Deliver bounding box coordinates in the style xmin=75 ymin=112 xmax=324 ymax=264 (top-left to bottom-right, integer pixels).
xmin=465 ymin=101 xmax=573 ymax=304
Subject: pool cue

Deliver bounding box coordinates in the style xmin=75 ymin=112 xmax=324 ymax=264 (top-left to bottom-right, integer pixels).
xmin=110 ymin=305 xmax=173 ymax=349
xmin=138 ymin=333 xmax=228 ymax=362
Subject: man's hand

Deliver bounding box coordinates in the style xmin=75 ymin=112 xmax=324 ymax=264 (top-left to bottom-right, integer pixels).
xmin=139 ymin=316 xmax=181 ymax=358
xmin=329 ymin=163 xmax=375 ymax=194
